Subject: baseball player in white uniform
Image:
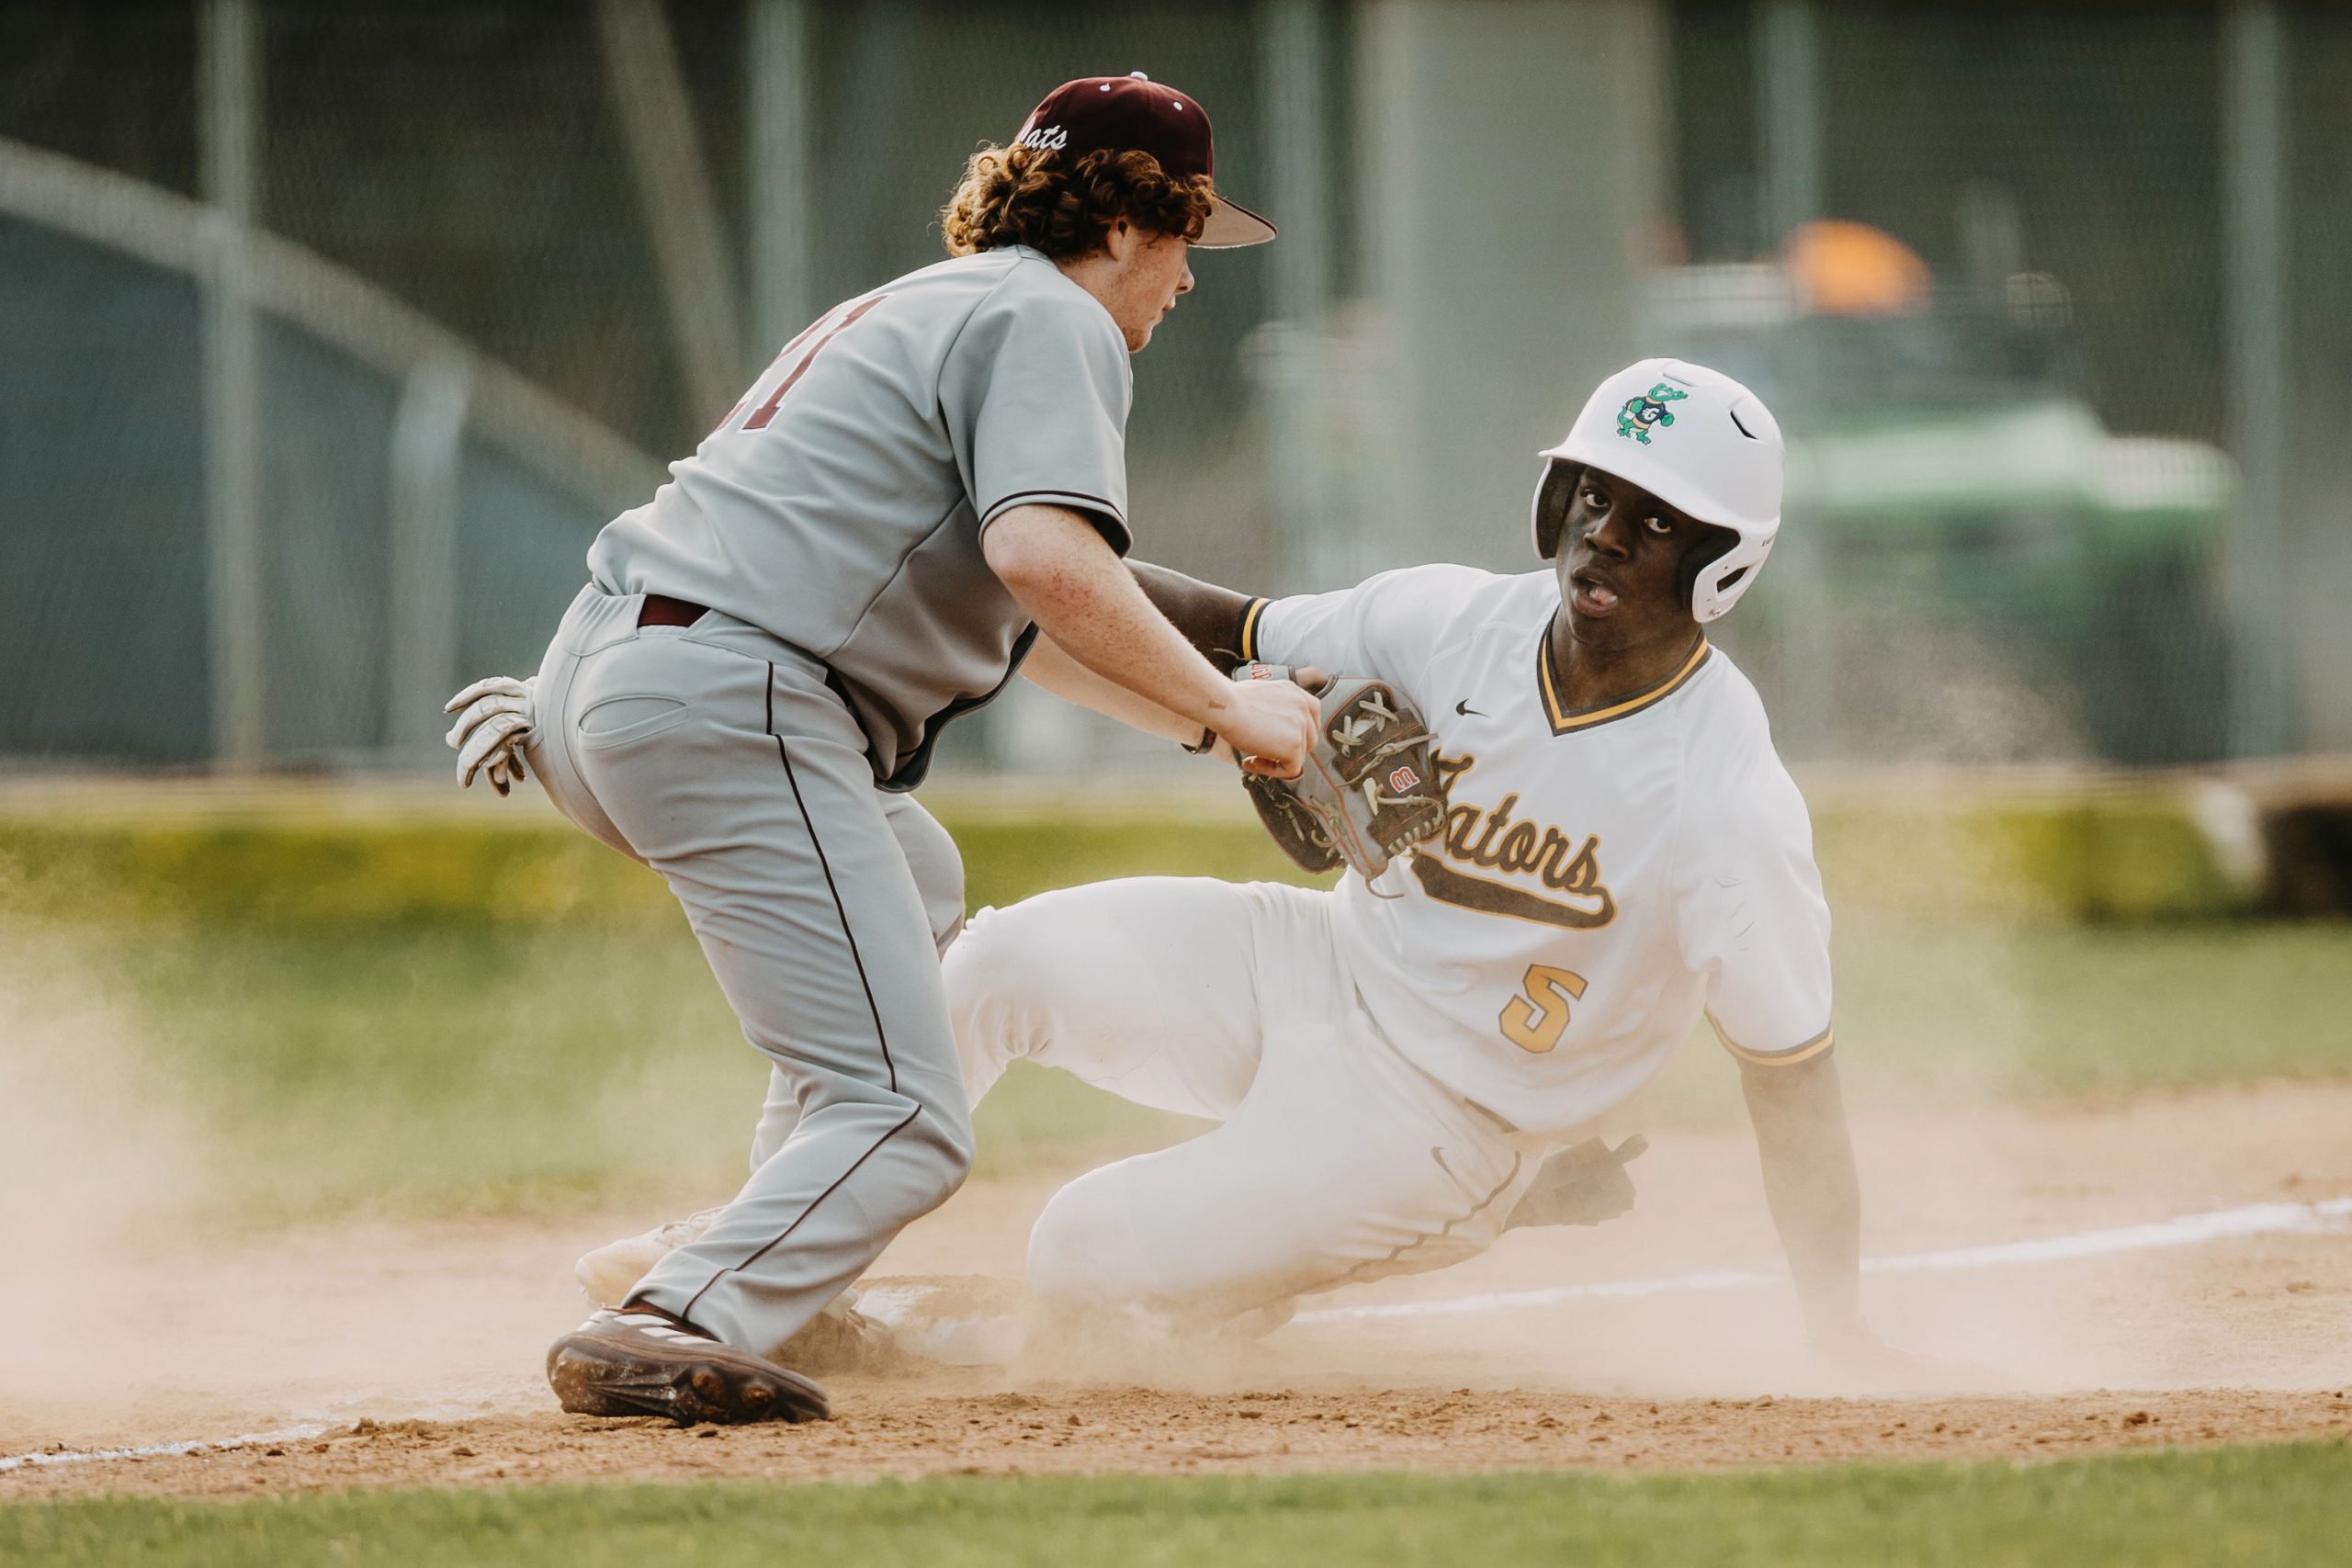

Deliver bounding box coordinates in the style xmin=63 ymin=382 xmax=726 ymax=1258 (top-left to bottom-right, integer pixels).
xmin=447 ymin=74 xmax=1318 ymax=1425
xmin=959 ymin=358 xmax=1910 ymax=1362
xmin=547 ymin=359 xmax=1915 ymax=1373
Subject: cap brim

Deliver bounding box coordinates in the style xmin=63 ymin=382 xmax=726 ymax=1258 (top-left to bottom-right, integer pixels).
xmin=1196 ymin=196 xmax=1276 ymax=249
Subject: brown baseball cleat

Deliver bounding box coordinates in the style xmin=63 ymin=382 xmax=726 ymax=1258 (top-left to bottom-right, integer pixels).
xmin=547 ymin=1308 xmax=831 ymax=1426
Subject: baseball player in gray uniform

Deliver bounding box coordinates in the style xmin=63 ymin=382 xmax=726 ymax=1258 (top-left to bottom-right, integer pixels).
xmin=447 ymin=73 xmax=1317 ymax=1425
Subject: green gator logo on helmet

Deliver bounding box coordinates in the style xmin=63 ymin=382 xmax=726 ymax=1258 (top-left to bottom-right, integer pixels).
xmin=1616 ymin=383 xmax=1689 ymax=445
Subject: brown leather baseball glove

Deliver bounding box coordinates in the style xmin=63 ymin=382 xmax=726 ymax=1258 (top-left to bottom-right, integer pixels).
xmin=1233 ymin=663 xmax=1445 ymax=886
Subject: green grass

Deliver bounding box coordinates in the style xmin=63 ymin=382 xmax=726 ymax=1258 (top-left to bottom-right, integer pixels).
xmin=6 ymin=1443 xmax=2350 ymax=1566
xmin=10 ymin=908 xmax=2349 ymax=1220
xmin=0 ymin=774 xmax=2267 ymax=931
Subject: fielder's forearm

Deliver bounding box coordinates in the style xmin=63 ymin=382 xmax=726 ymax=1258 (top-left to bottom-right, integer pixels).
xmin=983 ymin=506 xmax=1236 ymax=731
xmin=1128 ymin=560 xmax=1257 ymax=672
xmin=1739 ymin=1051 xmax=1866 ymax=1341
xmin=1022 ymin=636 xmax=1228 ymax=754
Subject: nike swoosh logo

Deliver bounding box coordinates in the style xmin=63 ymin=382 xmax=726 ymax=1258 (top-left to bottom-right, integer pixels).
xmin=1454 ymin=700 xmax=1484 ymax=717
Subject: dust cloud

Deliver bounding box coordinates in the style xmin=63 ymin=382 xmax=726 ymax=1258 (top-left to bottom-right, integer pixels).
xmin=0 ymin=931 xmax=216 ymax=1449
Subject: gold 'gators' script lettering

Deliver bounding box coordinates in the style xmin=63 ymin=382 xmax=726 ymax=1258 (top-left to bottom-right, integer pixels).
xmin=1408 ymin=753 xmax=1615 ymax=930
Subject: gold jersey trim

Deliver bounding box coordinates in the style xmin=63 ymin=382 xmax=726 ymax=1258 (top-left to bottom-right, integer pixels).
xmin=1712 ymin=1019 xmax=1835 ymax=1067
xmin=1237 ymin=596 xmax=1272 ymax=662
xmin=1538 ymin=633 xmax=1712 ymax=735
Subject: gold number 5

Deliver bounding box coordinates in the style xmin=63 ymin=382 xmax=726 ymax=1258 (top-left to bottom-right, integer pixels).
xmin=1498 ymin=964 xmax=1589 ymax=1054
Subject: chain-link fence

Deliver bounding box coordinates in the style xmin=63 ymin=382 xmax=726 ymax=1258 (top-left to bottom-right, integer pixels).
xmin=2 ymin=1 xmax=2345 ymax=773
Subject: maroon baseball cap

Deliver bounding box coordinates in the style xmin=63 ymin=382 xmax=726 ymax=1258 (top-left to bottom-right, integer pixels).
xmin=1013 ymin=72 xmax=1276 ymax=249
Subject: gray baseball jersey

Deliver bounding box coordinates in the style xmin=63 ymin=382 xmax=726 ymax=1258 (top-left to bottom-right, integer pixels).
xmin=586 ymin=243 xmax=1135 ymax=788
xmin=523 ymin=242 xmax=1146 ymax=1382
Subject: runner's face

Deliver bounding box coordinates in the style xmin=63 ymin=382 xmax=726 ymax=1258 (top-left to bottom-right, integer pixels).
xmin=1102 ymin=224 xmax=1194 ymax=352
xmin=1555 ymin=467 xmax=1700 ymax=647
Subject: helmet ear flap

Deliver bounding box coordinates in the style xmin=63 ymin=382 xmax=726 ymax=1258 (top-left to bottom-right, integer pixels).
xmin=1675 ymin=523 xmax=1741 ymax=617
xmin=1531 ymin=461 xmax=1579 ymax=560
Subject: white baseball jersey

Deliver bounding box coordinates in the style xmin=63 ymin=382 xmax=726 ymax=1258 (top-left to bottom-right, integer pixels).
xmin=1239 ymin=565 xmax=1832 ymax=1134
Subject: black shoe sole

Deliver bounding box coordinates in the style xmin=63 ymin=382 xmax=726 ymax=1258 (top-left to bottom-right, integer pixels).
xmin=547 ymin=1328 xmax=831 ymax=1426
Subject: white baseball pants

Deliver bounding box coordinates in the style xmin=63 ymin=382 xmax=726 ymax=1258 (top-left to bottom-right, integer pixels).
xmin=948 ymin=877 xmax=1544 ymax=1326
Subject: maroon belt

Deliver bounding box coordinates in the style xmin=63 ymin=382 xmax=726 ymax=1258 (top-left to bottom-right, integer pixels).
xmin=638 ymin=593 xmax=708 ymax=629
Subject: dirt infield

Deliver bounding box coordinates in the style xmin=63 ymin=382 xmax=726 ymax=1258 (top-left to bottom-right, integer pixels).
xmin=6 ymin=1079 xmax=2350 ymax=1501
xmin=9 ymin=1389 xmax=2350 ymax=1500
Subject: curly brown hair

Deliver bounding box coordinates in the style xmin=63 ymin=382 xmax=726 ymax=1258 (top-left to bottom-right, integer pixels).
xmin=940 ymin=145 xmax=1215 ymax=260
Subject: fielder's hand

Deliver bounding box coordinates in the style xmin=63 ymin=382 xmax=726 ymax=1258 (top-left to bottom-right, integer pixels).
xmin=1211 ymin=670 xmax=1320 ymax=780
xmin=1230 ymin=664 xmax=1446 ymax=882
xmin=444 ymin=674 xmax=537 ymax=795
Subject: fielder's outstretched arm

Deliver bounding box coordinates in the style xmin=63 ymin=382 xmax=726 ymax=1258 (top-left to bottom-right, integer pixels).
xmin=985 ymin=507 xmax=1316 ymax=773
xmin=1016 ymin=552 xmax=1269 ymax=751
xmin=1022 ymin=635 xmax=1231 ymax=753
xmin=1738 ymin=1050 xmax=1869 ymax=1348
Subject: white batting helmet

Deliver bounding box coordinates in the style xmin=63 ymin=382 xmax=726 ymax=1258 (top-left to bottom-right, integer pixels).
xmin=1530 ymin=358 xmax=1784 ymax=623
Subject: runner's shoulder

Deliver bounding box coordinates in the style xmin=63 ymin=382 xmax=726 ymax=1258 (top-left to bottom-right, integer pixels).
xmin=1355 ymin=561 xmax=1515 ymax=615
xmin=1674 ymin=649 xmax=1804 ymax=825
xmin=1343 ymin=564 xmax=1543 ymax=664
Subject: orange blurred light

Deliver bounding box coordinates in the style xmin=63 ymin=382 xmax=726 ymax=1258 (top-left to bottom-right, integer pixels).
xmin=1785 ymin=220 xmax=1932 ymax=316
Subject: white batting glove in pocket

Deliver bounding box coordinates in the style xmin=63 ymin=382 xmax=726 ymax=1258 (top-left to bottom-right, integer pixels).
xmin=444 ymin=675 xmax=538 ymax=795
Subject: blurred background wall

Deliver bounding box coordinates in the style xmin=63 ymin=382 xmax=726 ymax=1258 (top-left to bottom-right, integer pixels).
xmin=1 ymin=0 xmax=2344 ymax=776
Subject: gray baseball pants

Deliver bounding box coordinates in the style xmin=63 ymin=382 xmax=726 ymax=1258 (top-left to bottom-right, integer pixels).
xmin=526 ymin=584 xmax=975 ymax=1353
